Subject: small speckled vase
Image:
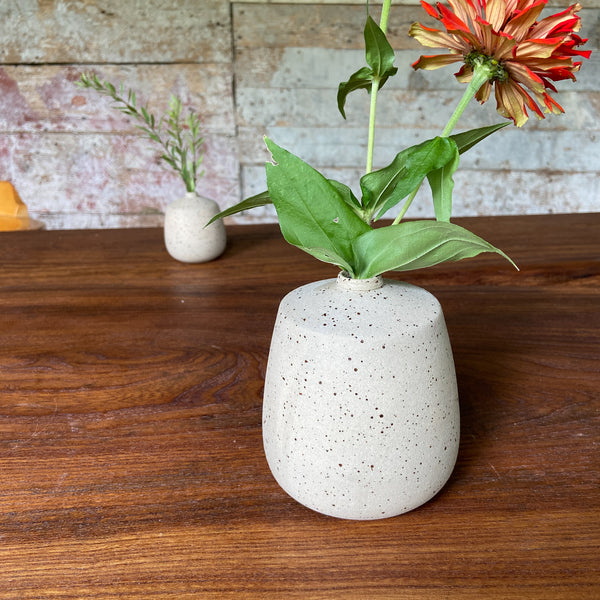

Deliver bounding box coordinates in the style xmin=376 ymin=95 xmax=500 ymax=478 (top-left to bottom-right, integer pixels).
xmin=262 ymin=272 xmax=459 ymax=520
xmin=164 ymin=192 xmax=226 ymax=263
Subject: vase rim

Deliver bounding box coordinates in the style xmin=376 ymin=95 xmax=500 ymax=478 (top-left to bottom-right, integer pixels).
xmin=337 ymin=271 xmax=383 ymax=291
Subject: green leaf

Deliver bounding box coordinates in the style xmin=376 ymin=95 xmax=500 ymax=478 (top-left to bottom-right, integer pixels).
xmin=361 ymin=137 xmax=458 ymax=220
xmin=424 ymin=124 xmax=508 ymax=222
xmin=427 ymin=144 xmax=460 ymax=223
xmin=161 ymin=154 xmax=177 ymax=168
xmin=327 ymin=179 xmax=363 ymax=214
xmin=337 ymin=66 xmax=373 ymax=119
xmin=337 ymin=16 xmax=397 ymax=119
xmin=206 ymin=190 xmax=272 ymax=225
xmin=353 ymin=220 xmax=517 ymax=279
xmin=364 ymin=15 xmax=397 ymax=79
xmin=265 ymin=138 xmax=370 ymax=274
xmin=451 ymin=122 xmax=509 ymax=155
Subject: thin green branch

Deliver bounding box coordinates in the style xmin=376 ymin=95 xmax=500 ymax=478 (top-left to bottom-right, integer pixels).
xmin=365 ymin=79 xmax=380 ymax=175
xmin=364 ymin=0 xmax=393 ymax=176
xmin=391 ymin=63 xmax=494 ymax=225
xmin=441 ymin=63 xmax=493 ymax=138
xmin=391 ymin=184 xmax=420 ymax=226
xmin=77 ymin=73 xmax=205 ymax=192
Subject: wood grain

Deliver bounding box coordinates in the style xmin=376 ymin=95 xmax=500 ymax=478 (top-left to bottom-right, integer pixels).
xmin=0 ymin=214 xmax=598 ymax=599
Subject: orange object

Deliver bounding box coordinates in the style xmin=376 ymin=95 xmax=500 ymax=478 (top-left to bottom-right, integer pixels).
xmin=0 ymin=181 xmax=30 ymax=230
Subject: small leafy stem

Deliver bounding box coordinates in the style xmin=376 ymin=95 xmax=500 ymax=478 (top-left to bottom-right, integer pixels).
xmin=441 ymin=62 xmax=494 ymax=138
xmin=77 ymin=73 xmax=204 ymax=192
xmin=391 ymin=62 xmax=493 ymax=225
xmin=366 ymin=0 xmax=393 ymax=176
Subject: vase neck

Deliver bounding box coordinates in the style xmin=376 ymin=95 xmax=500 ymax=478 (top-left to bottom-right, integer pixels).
xmin=336 ymin=271 xmax=383 ymax=291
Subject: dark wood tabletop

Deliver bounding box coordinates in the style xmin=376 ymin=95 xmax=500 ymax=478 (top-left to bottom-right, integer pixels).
xmin=1 ymin=213 xmax=598 ymax=599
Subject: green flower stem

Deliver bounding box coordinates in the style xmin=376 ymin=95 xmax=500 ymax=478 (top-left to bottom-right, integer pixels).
xmin=391 ymin=63 xmax=493 ymax=226
xmin=365 ymin=0 xmax=393 ymax=176
xmin=379 ymin=0 xmax=392 ymax=32
xmin=365 ymin=79 xmax=380 ymax=174
xmin=441 ymin=63 xmax=493 ymax=138
xmin=392 ymin=184 xmax=420 ymax=226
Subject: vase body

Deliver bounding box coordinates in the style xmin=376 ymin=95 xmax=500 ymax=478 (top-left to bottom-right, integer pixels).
xmin=164 ymin=192 xmax=226 ymax=263
xmin=262 ymin=272 xmax=459 ymax=520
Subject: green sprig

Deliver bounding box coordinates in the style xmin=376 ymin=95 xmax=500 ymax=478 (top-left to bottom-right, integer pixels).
xmin=77 ymin=73 xmax=205 ymax=192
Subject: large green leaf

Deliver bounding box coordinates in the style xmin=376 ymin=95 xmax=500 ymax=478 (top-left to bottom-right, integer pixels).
xmin=364 ymin=15 xmax=397 ymax=79
xmin=265 ymin=138 xmax=371 ymax=275
xmin=451 ymin=122 xmax=509 ymax=155
xmin=206 ymin=190 xmax=271 ymax=225
xmin=337 ymin=66 xmax=373 ymax=120
xmin=360 ymin=137 xmax=458 ymax=221
xmin=352 ymin=220 xmax=517 ymax=279
xmin=337 ymin=15 xmax=397 ymax=119
xmin=427 ymin=145 xmax=460 ymax=223
xmin=426 ymin=123 xmax=508 ymax=223
xmin=327 ymin=178 xmax=364 ymax=217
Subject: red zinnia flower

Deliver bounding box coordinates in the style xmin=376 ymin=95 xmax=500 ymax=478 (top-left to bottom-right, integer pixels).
xmin=409 ymin=0 xmax=591 ymax=126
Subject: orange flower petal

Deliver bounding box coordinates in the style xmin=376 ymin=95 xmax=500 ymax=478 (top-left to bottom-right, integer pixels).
xmin=454 ymin=63 xmax=473 ymax=83
xmin=420 ymin=0 xmax=440 ymax=20
xmin=445 ymin=26 xmax=483 ymax=51
xmin=514 ymin=38 xmax=562 ymax=60
xmin=438 ymin=2 xmax=472 ymax=35
xmin=530 ymin=4 xmax=582 ymax=39
xmin=447 ymin=0 xmax=477 ymax=27
xmin=492 ymin=32 xmax=517 ymax=61
xmin=495 ymin=82 xmax=529 ymax=127
xmin=504 ymin=61 xmax=546 ymax=94
xmin=543 ymin=93 xmax=565 ymax=115
xmin=475 ymin=80 xmax=493 ymax=103
xmin=412 ymin=53 xmax=464 ymax=70
xmin=409 ymin=23 xmax=470 ymax=53
xmin=484 ymin=0 xmax=509 ymax=32
xmin=518 ymin=86 xmax=546 ymax=120
xmin=503 ymin=0 xmax=546 ymax=42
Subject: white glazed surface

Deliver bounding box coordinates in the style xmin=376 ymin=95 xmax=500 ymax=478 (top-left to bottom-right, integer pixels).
xmin=164 ymin=192 xmax=226 ymax=263
xmin=263 ymin=274 xmax=459 ymax=520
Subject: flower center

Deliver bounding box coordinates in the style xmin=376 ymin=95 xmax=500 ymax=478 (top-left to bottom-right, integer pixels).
xmin=465 ymin=51 xmax=509 ymax=83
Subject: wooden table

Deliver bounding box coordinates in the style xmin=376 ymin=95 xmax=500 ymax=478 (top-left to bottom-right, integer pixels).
xmin=1 ymin=214 xmax=598 ymax=599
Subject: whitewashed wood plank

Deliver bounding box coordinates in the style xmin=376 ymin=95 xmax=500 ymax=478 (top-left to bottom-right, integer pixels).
xmin=249 ymin=126 xmax=600 ymax=171
xmin=233 ymin=3 xmax=420 ymax=50
xmin=0 ymin=133 xmax=240 ymax=229
xmin=233 ymin=1 xmax=600 ymax=13
xmin=240 ymin=164 xmax=599 ymax=223
xmin=237 ymin=102 xmax=600 ymax=175
xmin=0 ymin=65 xmax=235 ymax=134
xmin=236 ymin=87 xmax=599 ymax=133
xmin=0 ymin=0 xmax=231 ymax=64
xmin=233 ymin=3 xmax=598 ymax=50
xmin=234 ymin=1 xmax=597 ymax=6
xmin=236 ymin=48 xmax=599 ymax=93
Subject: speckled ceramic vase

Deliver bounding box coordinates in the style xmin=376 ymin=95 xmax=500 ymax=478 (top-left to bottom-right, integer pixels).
xmin=262 ymin=272 xmax=459 ymax=520
xmin=164 ymin=192 xmax=226 ymax=263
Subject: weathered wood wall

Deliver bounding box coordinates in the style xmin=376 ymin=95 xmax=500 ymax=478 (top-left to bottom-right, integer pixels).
xmin=0 ymin=0 xmax=597 ymax=229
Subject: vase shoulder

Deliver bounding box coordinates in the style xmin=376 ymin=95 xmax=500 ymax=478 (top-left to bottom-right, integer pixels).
xmin=278 ymin=276 xmax=444 ymax=335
